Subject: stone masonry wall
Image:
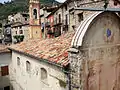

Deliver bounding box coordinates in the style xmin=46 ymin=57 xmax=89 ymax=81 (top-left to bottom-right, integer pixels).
xmin=70 ymin=12 xmax=120 ymax=90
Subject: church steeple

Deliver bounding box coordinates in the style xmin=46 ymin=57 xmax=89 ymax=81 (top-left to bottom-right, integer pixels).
xmin=29 ymin=0 xmax=42 ymax=39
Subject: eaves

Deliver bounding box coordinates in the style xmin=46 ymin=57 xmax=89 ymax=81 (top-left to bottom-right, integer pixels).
xmin=8 ymin=47 xmax=65 ymax=69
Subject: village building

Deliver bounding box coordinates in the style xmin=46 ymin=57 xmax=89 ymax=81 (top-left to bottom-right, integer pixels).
xmin=45 ymin=2 xmax=70 ymax=38
xmin=8 ymin=1 xmax=74 ymax=90
xmin=8 ymin=31 xmax=74 ymax=90
xmin=40 ymin=6 xmax=47 ymax=38
xmin=6 ymin=0 xmax=120 ymax=90
xmin=11 ymin=22 xmax=29 ymax=43
xmin=46 ymin=0 xmax=120 ymax=36
xmin=40 ymin=6 xmax=58 ymax=38
xmin=46 ymin=12 xmax=54 ymax=38
xmin=3 ymin=12 xmax=29 ymax=44
xmin=29 ymin=0 xmax=42 ymax=39
xmin=0 ymin=44 xmax=11 ymax=90
xmin=13 ymin=13 xmax=29 ymax=24
xmin=53 ymin=7 xmax=63 ymax=37
xmin=68 ymin=1 xmax=120 ymax=90
xmin=10 ymin=13 xmax=29 ymax=43
xmin=3 ymin=23 xmax=12 ymax=44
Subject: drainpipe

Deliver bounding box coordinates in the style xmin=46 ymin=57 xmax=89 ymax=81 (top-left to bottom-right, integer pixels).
xmin=62 ymin=65 xmax=71 ymax=90
xmin=68 ymin=67 xmax=71 ymax=90
xmin=67 ymin=47 xmax=79 ymax=90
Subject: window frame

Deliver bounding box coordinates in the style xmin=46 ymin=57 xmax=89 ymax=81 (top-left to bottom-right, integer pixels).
xmin=41 ymin=68 xmax=47 ymax=81
xmin=33 ymin=9 xmax=37 ymax=19
xmin=19 ymin=30 xmax=23 ymax=34
xmin=26 ymin=61 xmax=31 ymax=72
xmin=78 ymin=13 xmax=83 ymax=22
xmin=17 ymin=57 xmax=20 ymax=66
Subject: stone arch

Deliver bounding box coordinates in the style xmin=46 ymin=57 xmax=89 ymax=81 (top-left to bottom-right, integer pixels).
xmin=71 ymin=11 xmax=120 ymax=48
xmin=71 ymin=12 xmax=120 ymax=90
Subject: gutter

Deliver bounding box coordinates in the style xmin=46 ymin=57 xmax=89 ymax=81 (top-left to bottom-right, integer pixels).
xmin=8 ymin=47 xmax=65 ymax=68
xmin=75 ymin=8 xmax=120 ymax=12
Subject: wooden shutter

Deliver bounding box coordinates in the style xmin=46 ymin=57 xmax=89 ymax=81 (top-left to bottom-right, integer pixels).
xmin=1 ymin=66 xmax=9 ymax=76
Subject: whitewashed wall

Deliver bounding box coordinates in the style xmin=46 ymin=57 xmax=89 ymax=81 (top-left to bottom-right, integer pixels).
xmin=0 ymin=53 xmax=11 ymax=89
xmin=10 ymin=51 xmax=67 ymax=90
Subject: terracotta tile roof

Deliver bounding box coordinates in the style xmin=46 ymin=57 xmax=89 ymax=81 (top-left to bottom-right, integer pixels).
xmin=9 ymin=31 xmax=75 ymax=67
xmin=0 ymin=44 xmax=10 ymax=53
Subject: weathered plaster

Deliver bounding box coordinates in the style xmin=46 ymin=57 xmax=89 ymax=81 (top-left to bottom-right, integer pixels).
xmin=70 ymin=12 xmax=120 ymax=90
xmin=10 ymin=51 xmax=67 ymax=90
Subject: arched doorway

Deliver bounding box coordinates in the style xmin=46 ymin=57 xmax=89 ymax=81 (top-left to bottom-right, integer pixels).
xmin=70 ymin=12 xmax=120 ymax=90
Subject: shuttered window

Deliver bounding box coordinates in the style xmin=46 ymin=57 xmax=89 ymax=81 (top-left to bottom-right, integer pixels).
xmin=1 ymin=66 xmax=9 ymax=76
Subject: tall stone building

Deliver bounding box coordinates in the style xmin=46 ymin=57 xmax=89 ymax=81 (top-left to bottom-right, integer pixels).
xmin=68 ymin=0 xmax=120 ymax=90
xmin=29 ymin=0 xmax=42 ymax=39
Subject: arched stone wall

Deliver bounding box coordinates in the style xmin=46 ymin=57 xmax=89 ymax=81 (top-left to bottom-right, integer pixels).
xmin=70 ymin=12 xmax=120 ymax=90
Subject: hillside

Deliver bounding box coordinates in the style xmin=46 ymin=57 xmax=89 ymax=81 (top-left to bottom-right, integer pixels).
xmin=0 ymin=0 xmax=59 ymax=20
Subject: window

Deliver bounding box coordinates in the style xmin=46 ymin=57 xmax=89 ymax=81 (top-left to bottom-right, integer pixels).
xmin=55 ymin=17 xmax=57 ymax=24
xmin=25 ymin=18 xmax=27 ymax=21
xmin=17 ymin=57 xmax=20 ymax=66
xmin=41 ymin=68 xmax=47 ymax=81
xmin=19 ymin=30 xmax=23 ymax=34
xmin=15 ymin=31 xmax=17 ymax=34
xmin=1 ymin=66 xmax=9 ymax=76
xmin=78 ymin=13 xmax=83 ymax=22
xmin=0 ymin=23 xmax=2 ymax=28
xmin=4 ymin=86 xmax=10 ymax=90
xmin=72 ymin=12 xmax=74 ymax=19
xmin=16 ymin=18 xmax=18 ymax=21
xmin=20 ymin=26 xmax=22 ymax=29
xmin=65 ymin=15 xmax=68 ymax=25
xmin=26 ymin=61 xmax=31 ymax=72
xmin=33 ymin=9 xmax=37 ymax=19
xmin=59 ymin=14 xmax=61 ymax=23
xmin=65 ymin=5 xmax=67 ymax=11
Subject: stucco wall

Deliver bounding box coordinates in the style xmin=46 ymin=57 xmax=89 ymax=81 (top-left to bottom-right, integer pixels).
xmin=0 ymin=53 xmax=11 ymax=89
xmin=12 ymin=25 xmax=29 ymax=43
xmin=10 ymin=51 xmax=67 ymax=90
xmin=0 ymin=53 xmax=11 ymax=64
xmin=70 ymin=12 xmax=120 ymax=90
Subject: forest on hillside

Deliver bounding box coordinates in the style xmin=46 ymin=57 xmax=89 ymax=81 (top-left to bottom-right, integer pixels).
xmin=0 ymin=0 xmax=59 ymax=20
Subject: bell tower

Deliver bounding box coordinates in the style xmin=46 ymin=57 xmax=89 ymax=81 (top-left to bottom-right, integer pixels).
xmin=29 ymin=0 xmax=42 ymax=39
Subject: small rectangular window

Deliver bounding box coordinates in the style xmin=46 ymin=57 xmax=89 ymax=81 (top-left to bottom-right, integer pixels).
xmin=65 ymin=5 xmax=67 ymax=11
xmin=4 ymin=86 xmax=10 ymax=90
xmin=25 ymin=18 xmax=27 ymax=21
xmin=26 ymin=61 xmax=31 ymax=72
xmin=59 ymin=14 xmax=61 ymax=23
xmin=17 ymin=57 xmax=20 ymax=66
xmin=65 ymin=15 xmax=68 ymax=25
xmin=78 ymin=13 xmax=83 ymax=22
xmin=1 ymin=66 xmax=9 ymax=76
xmin=20 ymin=26 xmax=22 ymax=29
xmin=16 ymin=31 xmax=17 ymax=34
xmin=19 ymin=30 xmax=23 ymax=34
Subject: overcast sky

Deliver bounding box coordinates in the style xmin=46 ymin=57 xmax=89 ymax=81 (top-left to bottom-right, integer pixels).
xmin=0 ymin=0 xmax=66 ymax=3
xmin=0 ymin=0 xmax=10 ymax=3
xmin=56 ymin=0 xmax=66 ymax=3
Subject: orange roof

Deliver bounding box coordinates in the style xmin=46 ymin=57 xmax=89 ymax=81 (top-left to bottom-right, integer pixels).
xmin=9 ymin=31 xmax=74 ymax=67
